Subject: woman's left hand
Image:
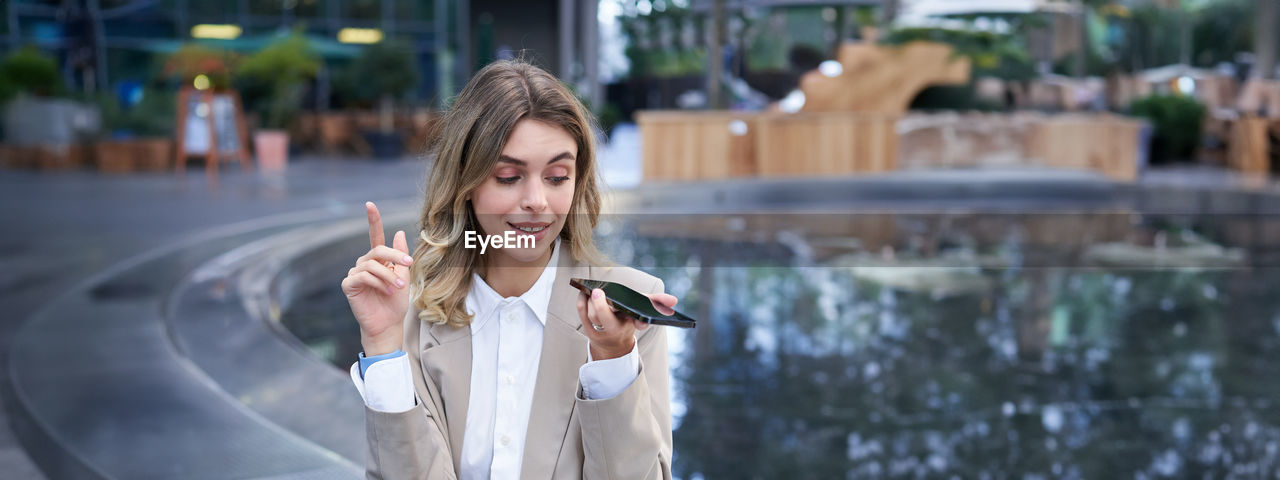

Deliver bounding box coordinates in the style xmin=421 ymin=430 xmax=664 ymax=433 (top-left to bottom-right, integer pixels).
xmin=577 ymin=288 xmax=678 ymax=361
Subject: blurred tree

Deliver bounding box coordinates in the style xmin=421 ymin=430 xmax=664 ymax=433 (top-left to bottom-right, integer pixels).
xmin=619 ymin=1 xmax=707 ymax=79
xmin=343 ymin=41 xmax=420 ymax=133
xmin=235 ymin=31 xmax=319 ymax=130
xmin=886 ymin=22 xmax=1036 ymax=82
xmin=1108 ymin=3 xmax=1182 ymax=71
xmin=1189 ymin=0 xmax=1253 ymax=68
xmin=0 ymin=46 xmax=63 ymax=104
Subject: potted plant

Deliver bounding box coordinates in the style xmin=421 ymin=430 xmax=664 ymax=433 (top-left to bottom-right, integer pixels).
xmin=90 ymin=93 xmax=133 ymax=173
xmin=1130 ymin=94 xmax=1205 ymax=164
xmin=124 ymin=88 xmax=177 ymax=171
xmin=90 ymin=88 xmax=176 ymax=173
xmin=0 ymin=46 xmax=62 ymax=103
xmin=341 ymin=40 xmax=419 ymax=159
xmin=0 ymin=46 xmax=71 ymax=169
xmin=236 ymin=31 xmax=319 ymax=169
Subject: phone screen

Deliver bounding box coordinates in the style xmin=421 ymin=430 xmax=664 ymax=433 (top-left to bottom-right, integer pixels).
xmin=570 ymin=278 xmax=697 ymax=328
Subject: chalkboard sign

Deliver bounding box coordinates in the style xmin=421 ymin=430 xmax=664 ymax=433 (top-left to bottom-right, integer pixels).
xmin=173 ymin=88 xmax=251 ymax=174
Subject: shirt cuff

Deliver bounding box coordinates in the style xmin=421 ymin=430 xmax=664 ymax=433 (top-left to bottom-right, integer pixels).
xmin=358 ymin=349 xmax=406 ymax=379
xmin=350 ymin=351 xmax=416 ymax=413
xmin=579 ymin=341 xmax=640 ymax=400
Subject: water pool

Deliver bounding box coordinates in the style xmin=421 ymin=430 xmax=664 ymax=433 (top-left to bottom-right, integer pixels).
xmin=283 ymin=211 xmax=1280 ymax=478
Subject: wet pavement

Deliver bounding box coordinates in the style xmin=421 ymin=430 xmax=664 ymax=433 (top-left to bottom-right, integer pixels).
xmin=0 ymin=156 xmax=432 ymax=478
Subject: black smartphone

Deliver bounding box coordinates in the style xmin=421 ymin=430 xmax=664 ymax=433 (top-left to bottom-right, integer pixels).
xmin=569 ymin=277 xmax=697 ymax=329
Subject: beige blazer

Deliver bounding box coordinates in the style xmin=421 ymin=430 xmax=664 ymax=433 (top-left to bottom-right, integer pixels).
xmin=363 ymin=247 xmax=673 ymax=480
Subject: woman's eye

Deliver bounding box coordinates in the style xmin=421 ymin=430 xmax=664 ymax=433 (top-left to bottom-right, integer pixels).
xmin=496 ymin=176 xmax=521 ymax=184
xmin=548 ymin=176 xmax=571 ymax=185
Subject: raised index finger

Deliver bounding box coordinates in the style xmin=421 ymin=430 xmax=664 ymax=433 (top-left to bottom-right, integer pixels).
xmin=366 ymin=201 xmax=386 ymax=248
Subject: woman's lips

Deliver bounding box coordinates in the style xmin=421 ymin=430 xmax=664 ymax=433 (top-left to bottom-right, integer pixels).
xmin=508 ymin=222 xmax=551 ymax=242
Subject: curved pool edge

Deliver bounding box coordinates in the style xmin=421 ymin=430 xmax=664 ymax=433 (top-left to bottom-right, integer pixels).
xmin=4 ymin=205 xmax=411 ymax=479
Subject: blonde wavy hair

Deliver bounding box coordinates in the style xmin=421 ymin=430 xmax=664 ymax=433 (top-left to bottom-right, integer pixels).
xmin=409 ymin=58 xmax=611 ymax=327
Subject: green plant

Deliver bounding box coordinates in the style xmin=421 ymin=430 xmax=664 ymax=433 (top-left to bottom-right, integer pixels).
xmin=853 ymin=6 xmax=876 ymax=28
xmin=598 ymin=102 xmax=623 ymax=138
xmin=1130 ymin=94 xmax=1205 ymax=164
xmin=886 ymin=26 xmax=1036 ymax=82
xmin=87 ymin=92 xmax=125 ymax=136
xmin=618 ymin=3 xmax=709 ymax=78
xmin=0 ymin=46 xmax=63 ymax=104
xmin=341 ymin=41 xmax=420 ymax=104
xmin=236 ymin=31 xmax=319 ymax=130
xmin=1189 ymin=0 xmax=1253 ymax=67
xmin=89 ymin=88 xmax=176 ymax=138
xmin=343 ymin=41 xmax=420 ymax=133
xmin=123 ymin=88 xmax=177 ymax=137
xmin=561 ymin=82 xmax=620 ymax=141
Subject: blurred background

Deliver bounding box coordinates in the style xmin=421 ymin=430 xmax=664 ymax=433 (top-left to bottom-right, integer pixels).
xmin=3 ymin=0 xmax=1280 ymax=479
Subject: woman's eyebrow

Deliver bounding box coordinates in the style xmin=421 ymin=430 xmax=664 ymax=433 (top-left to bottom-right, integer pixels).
xmin=497 ymin=151 xmax=575 ymax=166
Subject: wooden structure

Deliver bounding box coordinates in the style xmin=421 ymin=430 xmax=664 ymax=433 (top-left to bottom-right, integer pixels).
xmin=637 ymin=111 xmax=899 ymax=181
xmin=1228 ymin=80 xmax=1280 ymax=177
xmin=754 ymin=112 xmax=898 ymax=176
xmin=638 ymin=111 xmax=756 ymax=181
xmin=1237 ymin=79 xmax=1280 ymax=116
xmin=1026 ymin=114 xmax=1146 ymax=181
xmin=1228 ymin=115 xmax=1273 ymax=176
xmin=296 ymin=109 xmax=438 ymax=157
xmin=173 ymin=87 xmax=251 ymax=175
xmin=797 ymin=41 xmax=971 ymax=114
xmin=94 ymin=138 xmax=174 ymax=173
xmin=0 ymin=144 xmax=90 ymax=170
xmin=896 ymin=112 xmax=1145 ymax=181
xmin=314 ymin=112 xmax=370 ymax=156
xmin=639 ymin=40 xmax=963 ymax=181
xmin=638 ymin=40 xmax=1166 ymax=182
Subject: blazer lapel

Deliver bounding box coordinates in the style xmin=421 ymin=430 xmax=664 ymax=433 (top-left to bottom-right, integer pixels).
xmin=424 ymin=319 xmax=472 ymax=474
xmin=520 ymin=246 xmax=591 ymax=479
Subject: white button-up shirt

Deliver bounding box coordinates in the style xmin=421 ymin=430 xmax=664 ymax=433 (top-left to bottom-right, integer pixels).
xmin=350 ymin=237 xmax=641 ymax=479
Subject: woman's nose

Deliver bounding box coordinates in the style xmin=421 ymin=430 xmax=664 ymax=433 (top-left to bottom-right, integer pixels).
xmin=520 ymin=180 xmax=547 ymax=212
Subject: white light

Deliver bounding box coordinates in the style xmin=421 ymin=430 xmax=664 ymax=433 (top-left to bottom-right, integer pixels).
xmin=1176 ymin=76 xmax=1195 ymax=95
xmin=638 ymin=0 xmax=652 ymax=15
xmin=599 ymin=0 xmax=621 ymax=22
xmin=338 ymin=28 xmax=383 ymax=44
xmin=728 ymin=119 xmax=748 ymax=136
xmin=780 ymin=90 xmax=806 ymax=113
xmin=822 ymin=7 xmax=836 ymax=22
xmin=195 ymin=102 xmax=210 ymax=117
xmin=191 ymin=24 xmax=242 ymax=40
xmin=818 ymin=60 xmax=843 ymax=78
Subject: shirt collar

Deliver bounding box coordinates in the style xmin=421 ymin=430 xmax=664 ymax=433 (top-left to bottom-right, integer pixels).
xmin=466 ymin=237 xmax=561 ymax=333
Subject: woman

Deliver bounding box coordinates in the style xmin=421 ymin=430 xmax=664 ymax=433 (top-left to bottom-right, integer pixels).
xmin=340 ymin=59 xmax=678 ymax=479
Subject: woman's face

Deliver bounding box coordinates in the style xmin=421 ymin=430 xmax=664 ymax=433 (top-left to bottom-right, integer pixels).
xmin=468 ymin=118 xmax=578 ymax=266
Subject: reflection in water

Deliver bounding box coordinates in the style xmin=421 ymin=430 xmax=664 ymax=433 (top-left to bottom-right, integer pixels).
xmin=283 ymin=213 xmax=1280 ymax=478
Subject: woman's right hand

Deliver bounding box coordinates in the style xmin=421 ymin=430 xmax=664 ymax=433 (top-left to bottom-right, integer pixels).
xmin=341 ymin=201 xmax=414 ymax=356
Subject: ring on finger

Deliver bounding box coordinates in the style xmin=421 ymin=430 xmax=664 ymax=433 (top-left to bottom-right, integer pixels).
xmin=592 ymin=323 xmax=605 ymax=332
